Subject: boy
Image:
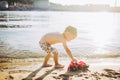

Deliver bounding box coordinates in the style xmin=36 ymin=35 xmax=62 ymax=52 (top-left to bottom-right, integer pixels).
xmin=39 ymin=26 xmax=77 ymax=68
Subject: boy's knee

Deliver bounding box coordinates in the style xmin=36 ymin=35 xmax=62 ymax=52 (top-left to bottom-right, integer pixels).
xmin=52 ymin=48 xmax=58 ymax=54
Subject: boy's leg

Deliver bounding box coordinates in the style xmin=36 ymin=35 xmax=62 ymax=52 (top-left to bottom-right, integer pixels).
xmin=42 ymin=53 xmax=52 ymax=67
xmin=53 ymin=53 xmax=59 ymax=65
xmin=53 ymin=53 xmax=64 ymax=68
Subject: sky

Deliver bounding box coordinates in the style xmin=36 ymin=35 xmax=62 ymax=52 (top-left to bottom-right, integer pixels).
xmin=49 ymin=0 xmax=120 ymax=7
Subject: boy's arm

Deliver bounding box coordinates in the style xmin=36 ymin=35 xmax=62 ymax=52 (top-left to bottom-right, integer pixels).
xmin=62 ymin=42 xmax=76 ymax=61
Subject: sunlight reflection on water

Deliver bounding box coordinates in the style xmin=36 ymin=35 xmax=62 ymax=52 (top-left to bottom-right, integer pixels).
xmin=0 ymin=11 xmax=120 ymax=55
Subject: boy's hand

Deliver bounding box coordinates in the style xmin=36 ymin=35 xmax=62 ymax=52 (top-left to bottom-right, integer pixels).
xmin=72 ymin=57 xmax=78 ymax=62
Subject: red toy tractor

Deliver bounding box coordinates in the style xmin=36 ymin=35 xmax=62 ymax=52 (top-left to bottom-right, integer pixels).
xmin=67 ymin=61 xmax=89 ymax=72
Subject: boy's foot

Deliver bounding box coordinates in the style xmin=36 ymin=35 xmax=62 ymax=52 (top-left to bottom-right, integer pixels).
xmin=42 ymin=64 xmax=52 ymax=67
xmin=55 ymin=64 xmax=64 ymax=69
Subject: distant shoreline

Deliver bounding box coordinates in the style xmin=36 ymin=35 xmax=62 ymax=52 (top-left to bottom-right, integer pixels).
xmin=0 ymin=2 xmax=120 ymax=12
xmin=1 ymin=7 xmax=120 ymax=12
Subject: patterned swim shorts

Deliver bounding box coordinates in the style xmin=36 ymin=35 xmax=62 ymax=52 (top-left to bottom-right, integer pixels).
xmin=40 ymin=42 xmax=58 ymax=54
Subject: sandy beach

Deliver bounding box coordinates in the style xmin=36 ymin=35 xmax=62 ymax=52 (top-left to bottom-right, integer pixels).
xmin=0 ymin=57 xmax=120 ymax=80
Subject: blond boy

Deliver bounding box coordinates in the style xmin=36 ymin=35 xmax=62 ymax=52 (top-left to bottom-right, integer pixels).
xmin=39 ymin=26 xmax=77 ymax=68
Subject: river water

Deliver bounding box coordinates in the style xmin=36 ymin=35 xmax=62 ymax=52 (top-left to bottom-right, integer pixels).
xmin=0 ymin=11 xmax=120 ymax=57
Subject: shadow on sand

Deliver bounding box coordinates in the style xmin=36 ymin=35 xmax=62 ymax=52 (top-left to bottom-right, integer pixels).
xmin=22 ymin=67 xmax=56 ymax=80
xmin=59 ymin=68 xmax=89 ymax=80
xmin=35 ymin=67 xmax=56 ymax=80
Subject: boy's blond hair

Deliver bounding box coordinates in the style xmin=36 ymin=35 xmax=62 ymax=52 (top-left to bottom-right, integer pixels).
xmin=64 ymin=26 xmax=77 ymax=37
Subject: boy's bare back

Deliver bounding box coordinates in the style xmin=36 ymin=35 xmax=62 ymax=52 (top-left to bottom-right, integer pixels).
xmin=40 ymin=32 xmax=66 ymax=45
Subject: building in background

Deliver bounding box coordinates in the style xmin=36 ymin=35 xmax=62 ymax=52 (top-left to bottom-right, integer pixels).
xmin=0 ymin=1 xmax=8 ymax=10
